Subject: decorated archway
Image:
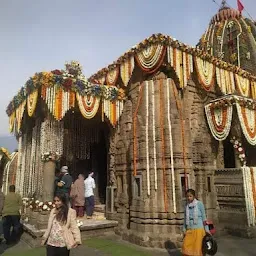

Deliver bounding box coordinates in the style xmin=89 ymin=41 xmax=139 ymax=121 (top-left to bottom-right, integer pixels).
xmin=6 ymin=61 xmax=126 ymax=202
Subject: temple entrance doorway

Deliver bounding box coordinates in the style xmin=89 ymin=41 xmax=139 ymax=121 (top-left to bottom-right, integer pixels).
xmin=223 ymin=138 xmax=236 ymax=168
xmin=62 ymin=110 xmax=110 ymax=205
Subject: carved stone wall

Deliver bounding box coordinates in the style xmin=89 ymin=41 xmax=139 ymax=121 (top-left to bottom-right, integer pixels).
xmin=214 ymin=168 xmax=250 ymax=236
xmin=106 ymin=71 xmax=219 ymax=248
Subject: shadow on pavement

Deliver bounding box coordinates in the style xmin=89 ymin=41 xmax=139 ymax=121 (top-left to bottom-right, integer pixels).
xmin=164 ymin=240 xmax=182 ymax=256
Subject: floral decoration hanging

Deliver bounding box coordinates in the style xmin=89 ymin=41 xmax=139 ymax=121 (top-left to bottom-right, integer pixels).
xmin=106 ymin=67 xmax=119 ymax=86
xmin=27 ymin=89 xmax=38 ymax=117
xmin=6 ymin=61 xmax=125 ymax=118
xmin=230 ymin=136 xmax=246 ymax=166
xmin=204 ymin=102 xmax=233 ymax=141
xmin=235 ymin=74 xmax=250 ymax=97
xmin=76 ymin=94 xmax=100 ymax=119
xmin=236 ymin=102 xmax=256 ymax=145
xmin=195 ymin=56 xmax=215 ymax=91
xmin=216 ymin=67 xmax=235 ymax=94
xmin=120 ymin=56 xmax=135 ymax=87
xmin=135 ymin=44 xmax=166 ymax=73
xmin=251 ymin=81 xmax=256 ymax=100
xmin=15 ymin=100 xmax=26 ymax=133
xmin=167 ymin=46 xmax=193 ymax=89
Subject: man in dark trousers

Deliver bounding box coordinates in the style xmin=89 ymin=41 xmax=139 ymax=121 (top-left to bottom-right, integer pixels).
xmin=2 ymin=185 xmax=22 ymax=245
xmin=56 ymin=166 xmax=73 ymax=205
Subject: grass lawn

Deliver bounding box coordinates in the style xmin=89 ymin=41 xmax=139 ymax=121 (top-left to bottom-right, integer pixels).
xmin=2 ymin=247 xmax=45 ymax=256
xmin=84 ymin=238 xmax=153 ymax=256
xmin=2 ymin=238 xmax=157 ymax=256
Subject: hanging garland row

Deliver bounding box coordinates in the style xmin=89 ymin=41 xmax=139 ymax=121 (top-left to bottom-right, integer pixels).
xmin=205 ymin=95 xmax=256 ymax=145
xmin=235 ymin=74 xmax=250 ymax=97
xmin=236 ymin=102 xmax=256 ymax=145
xmin=194 ymin=56 xmax=215 ymax=91
xmin=90 ymin=34 xmax=256 ymax=98
xmin=216 ymin=67 xmax=236 ymax=95
xmin=167 ymin=47 xmax=193 ymax=89
xmin=204 ymin=103 xmax=233 ymax=141
xmin=6 ymin=61 xmax=125 ymax=117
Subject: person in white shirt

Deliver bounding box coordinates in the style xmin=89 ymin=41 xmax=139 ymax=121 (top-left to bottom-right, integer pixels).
xmin=84 ymin=172 xmax=95 ymax=219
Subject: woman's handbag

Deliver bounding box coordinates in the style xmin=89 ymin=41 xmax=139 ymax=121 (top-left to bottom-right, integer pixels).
xmin=62 ymin=226 xmax=76 ymax=250
xmin=202 ymin=233 xmax=218 ymax=255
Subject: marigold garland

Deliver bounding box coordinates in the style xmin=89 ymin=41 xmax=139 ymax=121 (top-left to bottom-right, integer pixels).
xmin=16 ymin=101 xmax=26 ymax=133
xmin=236 ymin=102 xmax=256 ymax=145
xmin=235 ymin=74 xmax=250 ymax=97
xmin=133 ymin=84 xmax=144 ymax=177
xmin=106 ymin=67 xmax=119 ymax=86
xmin=167 ymin=47 xmax=193 ymax=89
xmin=120 ymin=56 xmax=135 ymax=87
xmin=251 ymin=81 xmax=256 ymax=100
xmin=145 ymin=81 xmax=150 ymax=196
xmin=150 ymin=80 xmax=157 ymax=190
xmin=250 ymin=167 xmax=256 ymax=214
xmin=159 ymin=79 xmax=168 ymax=212
xmin=76 ymin=93 xmax=100 ymax=119
xmin=135 ymin=44 xmax=166 ymax=74
xmin=27 ymin=89 xmax=38 ymax=117
xmin=166 ymin=78 xmax=176 ymax=213
xmin=204 ymin=103 xmax=233 ymax=141
xmin=171 ymin=80 xmax=188 ymax=190
xmin=216 ymin=67 xmax=235 ymax=94
xmin=195 ymin=56 xmax=215 ymax=91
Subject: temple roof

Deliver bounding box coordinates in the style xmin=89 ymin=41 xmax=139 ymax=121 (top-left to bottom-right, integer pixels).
xmin=210 ymin=6 xmax=241 ymax=24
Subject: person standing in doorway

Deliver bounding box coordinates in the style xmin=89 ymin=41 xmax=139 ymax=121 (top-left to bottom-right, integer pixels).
xmin=2 ymin=185 xmax=22 ymax=245
xmin=57 ymin=166 xmax=73 ymax=204
xmin=84 ymin=172 xmax=95 ymax=219
xmin=71 ymin=174 xmax=85 ymax=217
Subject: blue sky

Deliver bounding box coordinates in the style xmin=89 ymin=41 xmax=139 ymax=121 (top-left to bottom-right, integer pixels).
xmin=0 ymin=0 xmax=255 ymax=136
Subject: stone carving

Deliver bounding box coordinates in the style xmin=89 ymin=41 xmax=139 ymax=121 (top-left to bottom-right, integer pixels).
xmin=109 ymin=170 xmax=117 ymax=187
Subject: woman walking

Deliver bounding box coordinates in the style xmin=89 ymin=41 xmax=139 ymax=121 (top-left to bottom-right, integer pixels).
xmin=182 ymin=189 xmax=210 ymax=256
xmin=71 ymin=174 xmax=85 ymax=217
xmin=41 ymin=194 xmax=81 ymax=256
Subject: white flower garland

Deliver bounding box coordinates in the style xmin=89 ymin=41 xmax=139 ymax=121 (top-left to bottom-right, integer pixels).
xmin=150 ymin=80 xmax=157 ymax=190
xmin=205 ymin=103 xmax=233 ymax=141
xmin=195 ymin=56 xmax=215 ymax=89
xmin=251 ymin=81 xmax=256 ymax=100
xmin=235 ymin=74 xmax=250 ymax=97
xmin=15 ymin=136 xmax=22 ymax=191
xmin=242 ymin=167 xmax=255 ymax=227
xmin=236 ymin=102 xmax=256 ymax=145
xmin=167 ymin=46 xmax=193 ymax=89
xmin=120 ymin=56 xmax=135 ymax=87
xmin=106 ymin=67 xmax=119 ymax=86
xmin=136 ymin=44 xmax=164 ymax=69
xmin=166 ymin=78 xmax=176 ymax=213
xmin=216 ymin=67 xmax=235 ymax=95
xmin=145 ymin=81 xmax=150 ymax=196
xmin=76 ymin=93 xmax=100 ymax=119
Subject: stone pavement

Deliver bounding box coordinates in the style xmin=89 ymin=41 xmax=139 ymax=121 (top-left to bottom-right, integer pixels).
xmin=1 ymin=235 xmax=256 ymax=255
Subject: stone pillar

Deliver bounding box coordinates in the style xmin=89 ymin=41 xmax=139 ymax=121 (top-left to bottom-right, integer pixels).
xmin=42 ymin=160 xmax=56 ymax=201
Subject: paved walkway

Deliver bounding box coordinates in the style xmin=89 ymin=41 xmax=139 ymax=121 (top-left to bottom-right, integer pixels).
xmin=1 ymin=235 xmax=256 ymax=255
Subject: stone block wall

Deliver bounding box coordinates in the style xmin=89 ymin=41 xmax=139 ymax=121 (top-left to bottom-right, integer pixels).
xmin=106 ymin=70 xmax=220 ymax=248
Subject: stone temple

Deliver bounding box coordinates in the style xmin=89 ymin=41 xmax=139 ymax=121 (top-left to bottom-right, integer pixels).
xmin=2 ymin=3 xmax=256 ymax=248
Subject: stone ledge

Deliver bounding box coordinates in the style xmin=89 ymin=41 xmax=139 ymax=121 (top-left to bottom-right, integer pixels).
xmin=80 ymin=220 xmax=118 ymax=231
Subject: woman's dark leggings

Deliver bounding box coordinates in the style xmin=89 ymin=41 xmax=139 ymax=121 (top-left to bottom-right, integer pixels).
xmin=46 ymin=245 xmax=70 ymax=256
